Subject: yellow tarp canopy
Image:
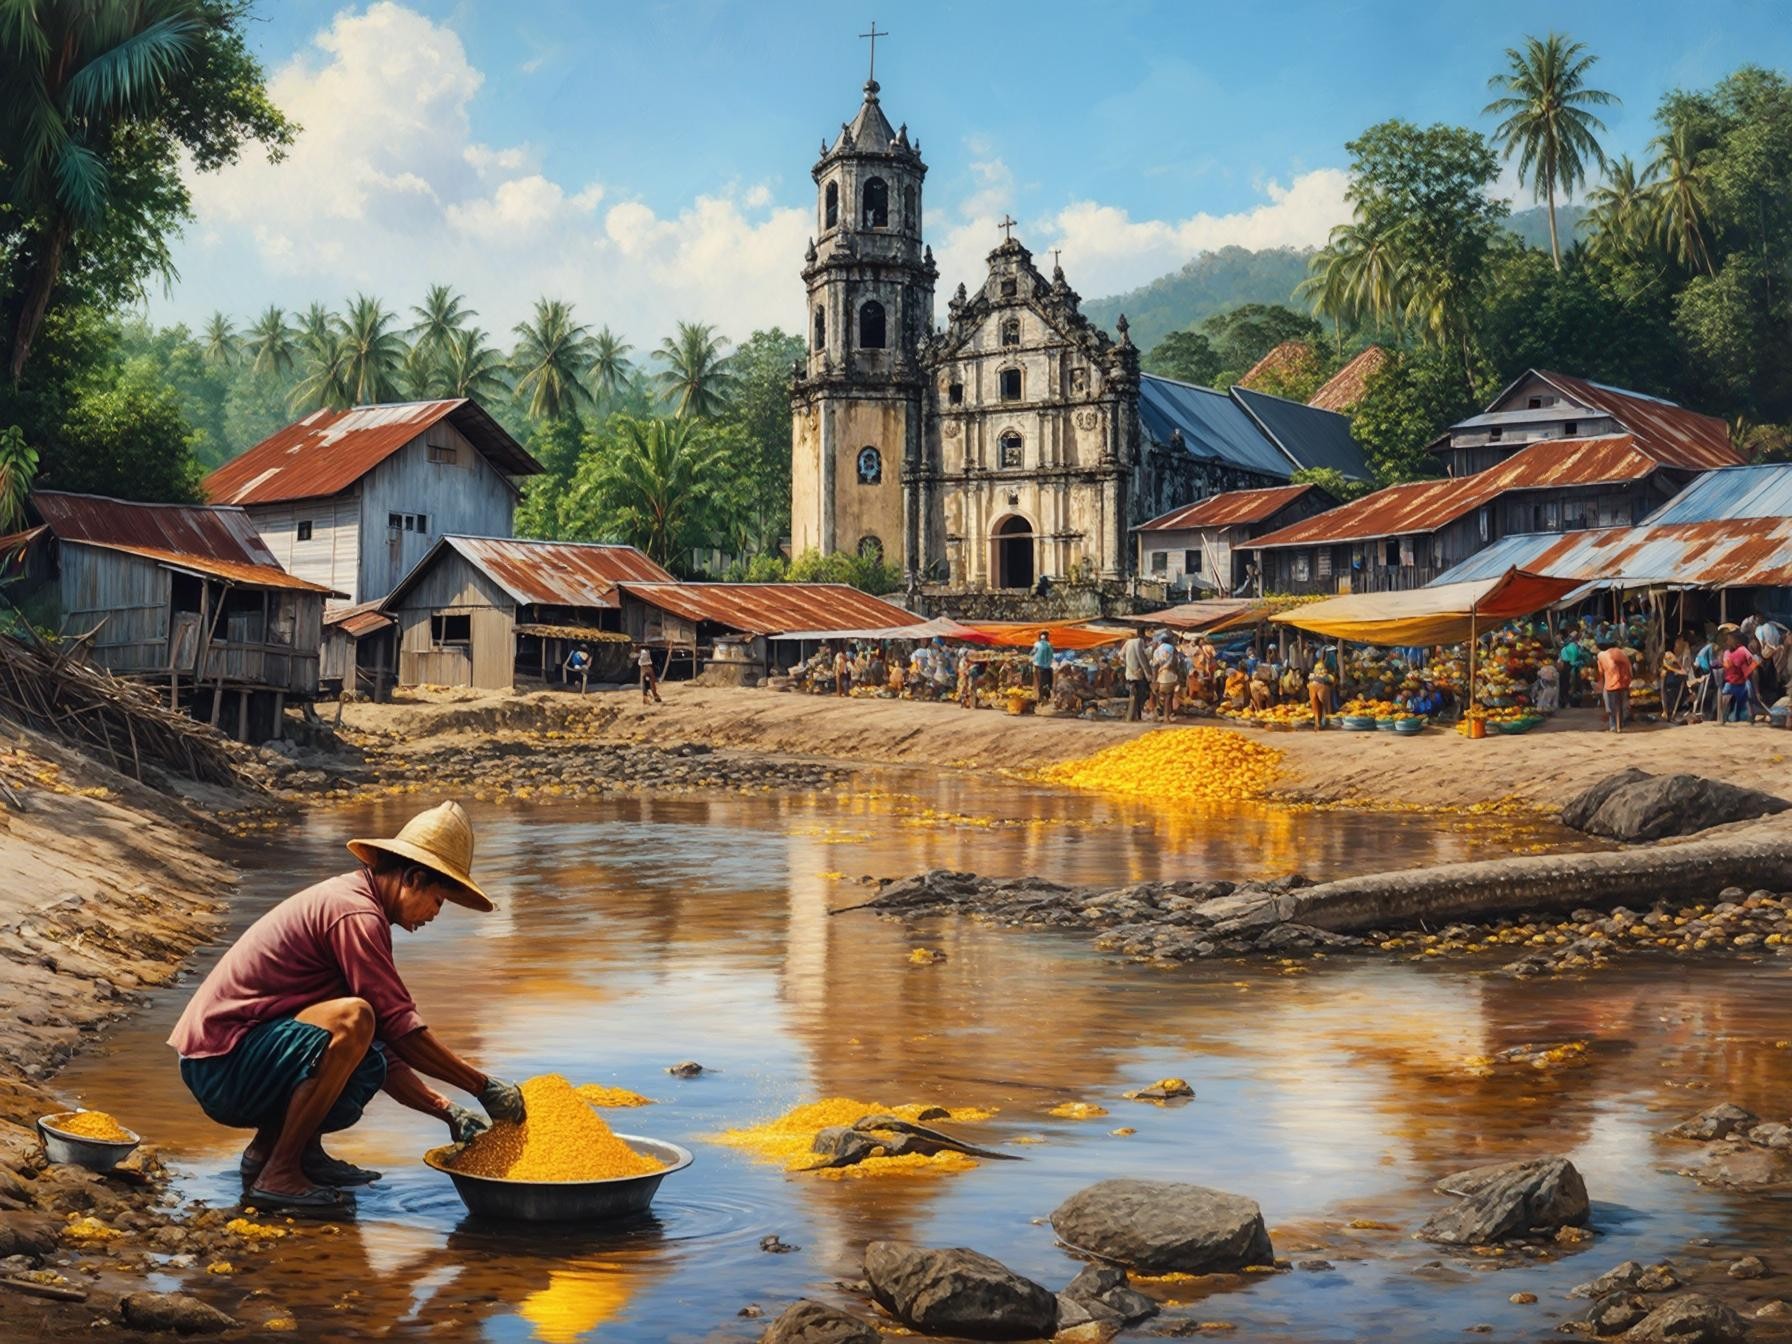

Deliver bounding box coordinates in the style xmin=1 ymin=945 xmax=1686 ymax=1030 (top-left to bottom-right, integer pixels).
xmin=1269 ymin=569 xmax=1582 ymax=647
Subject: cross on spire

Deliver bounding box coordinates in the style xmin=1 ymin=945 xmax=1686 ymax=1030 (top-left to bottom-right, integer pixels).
xmin=859 ymin=20 xmax=887 ymax=83
xmin=1050 ymin=248 xmax=1061 ymax=270
xmin=998 ymin=213 xmax=1016 ymax=242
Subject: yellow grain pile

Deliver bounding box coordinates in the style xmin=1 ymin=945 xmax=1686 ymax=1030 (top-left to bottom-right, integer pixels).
xmin=573 ymin=1084 xmax=654 ymax=1108
xmin=51 ymin=1110 xmax=134 ymax=1142
xmin=715 ymin=1097 xmax=996 ymax=1173
xmin=450 ymin=1074 xmax=663 ymax=1182
xmin=1038 ymin=729 xmax=1282 ymax=804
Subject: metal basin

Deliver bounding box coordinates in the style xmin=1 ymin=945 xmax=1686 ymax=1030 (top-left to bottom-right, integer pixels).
xmin=423 ymin=1134 xmax=693 ymax=1223
xmin=38 ymin=1112 xmax=141 ymax=1172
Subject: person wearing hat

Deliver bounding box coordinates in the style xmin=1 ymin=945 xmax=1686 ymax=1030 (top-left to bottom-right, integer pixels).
xmin=168 ymin=802 xmax=525 ymax=1210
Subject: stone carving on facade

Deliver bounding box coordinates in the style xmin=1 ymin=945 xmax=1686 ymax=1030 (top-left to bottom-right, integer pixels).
xmin=1074 ymin=408 xmax=1099 ymax=431
xmin=941 ymin=420 xmax=960 ymax=438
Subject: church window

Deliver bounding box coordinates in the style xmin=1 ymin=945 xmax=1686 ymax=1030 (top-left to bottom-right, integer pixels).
xmin=813 ymin=306 xmax=826 ymax=350
xmin=999 ymin=368 xmax=1022 ymax=402
xmin=948 ymin=382 xmax=964 ymax=405
xmin=824 ymin=181 xmax=838 ymax=229
xmin=856 ymin=446 xmax=882 ymax=484
xmin=1070 ymin=367 xmax=1088 ymax=394
xmin=1000 ymin=318 xmax=1020 ymax=347
xmin=1000 ymin=279 xmax=1018 ymax=298
xmin=999 ymin=431 xmax=1023 ymax=468
xmin=858 ymin=300 xmax=886 ymax=349
xmin=858 ymin=535 xmax=884 ymax=561
xmin=903 ymin=184 xmax=916 ymax=230
xmin=863 ymin=176 xmax=889 ymax=228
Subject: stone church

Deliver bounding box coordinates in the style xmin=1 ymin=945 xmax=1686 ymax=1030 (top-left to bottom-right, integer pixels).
xmin=789 ymin=73 xmax=1367 ymax=591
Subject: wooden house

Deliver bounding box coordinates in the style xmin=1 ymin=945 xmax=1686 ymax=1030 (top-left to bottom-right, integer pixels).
xmin=320 ymin=601 xmax=396 ymax=701
xmin=203 ymin=399 xmax=542 ymax=607
xmin=0 ymin=492 xmax=338 ymax=739
xmin=380 ymin=536 xmax=675 ymax=691
xmin=1248 ymin=434 xmax=1718 ymax=596
xmin=1430 ymin=370 xmax=1741 ymax=478
xmin=1133 ymin=483 xmax=1336 ymax=596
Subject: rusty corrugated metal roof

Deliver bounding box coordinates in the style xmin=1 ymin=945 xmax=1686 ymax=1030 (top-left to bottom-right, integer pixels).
xmin=1431 ymin=517 xmax=1792 ymax=590
xmin=1137 ymin=484 xmax=1319 ymax=532
xmin=616 ymin=582 xmax=914 ymax=636
xmin=1307 ymin=346 xmax=1389 ymax=413
xmin=1533 ymin=372 xmax=1742 ymax=471
xmin=204 ymin=399 xmax=542 ymax=507
xmin=1250 ymin=435 xmax=1668 ymax=550
xmin=384 ymin=535 xmax=676 ymax=611
xmin=323 ymin=599 xmax=392 ymax=638
xmin=29 ymin=491 xmax=336 ymax=593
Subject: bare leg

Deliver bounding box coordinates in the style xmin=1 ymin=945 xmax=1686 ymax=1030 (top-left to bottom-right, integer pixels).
xmin=255 ymin=997 xmax=374 ymax=1197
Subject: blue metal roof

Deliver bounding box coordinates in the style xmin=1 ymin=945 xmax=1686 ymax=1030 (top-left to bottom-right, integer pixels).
xmin=1137 ymin=376 xmax=1295 ymax=481
xmin=1640 ymin=463 xmax=1792 ymax=524
xmin=1230 ymin=386 xmax=1371 ymax=481
xmin=1431 ymin=533 xmax=1585 ymax=584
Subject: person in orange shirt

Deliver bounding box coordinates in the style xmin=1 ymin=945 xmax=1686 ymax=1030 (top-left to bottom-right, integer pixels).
xmin=1595 ymin=639 xmax=1634 ymax=733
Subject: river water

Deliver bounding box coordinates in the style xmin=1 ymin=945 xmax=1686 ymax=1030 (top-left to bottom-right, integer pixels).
xmin=54 ymin=772 xmax=1792 ymax=1342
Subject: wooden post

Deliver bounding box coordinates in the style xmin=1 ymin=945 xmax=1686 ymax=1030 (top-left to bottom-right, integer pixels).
xmin=236 ymin=689 xmax=249 ymax=742
xmin=272 ymin=691 xmax=285 ymax=740
xmin=1468 ymin=608 xmax=1478 ymax=734
xmin=374 ymin=636 xmax=389 ymax=703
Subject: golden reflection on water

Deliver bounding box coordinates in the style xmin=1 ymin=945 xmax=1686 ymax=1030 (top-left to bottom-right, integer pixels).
xmin=518 ymin=1264 xmax=636 ymax=1343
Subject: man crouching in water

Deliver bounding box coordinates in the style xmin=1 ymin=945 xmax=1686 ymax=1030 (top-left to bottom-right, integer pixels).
xmin=168 ymin=802 xmax=525 ymax=1209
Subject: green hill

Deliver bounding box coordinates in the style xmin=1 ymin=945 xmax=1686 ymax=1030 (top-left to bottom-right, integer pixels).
xmin=1503 ymin=203 xmax=1590 ymax=252
xmin=1083 ymin=245 xmax=1312 ymax=354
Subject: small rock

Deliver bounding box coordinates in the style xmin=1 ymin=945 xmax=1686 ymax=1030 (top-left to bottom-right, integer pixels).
xmin=666 ymin=1061 xmax=705 ymax=1077
xmin=1755 ymin=1300 xmax=1792 ymax=1319
xmin=1636 ymin=1263 xmax=1683 ymax=1293
xmin=1572 ymin=1262 xmax=1644 ymax=1299
xmin=738 ymin=1303 xmax=762 ymax=1318
xmin=1584 ymin=1293 xmax=1651 ymax=1336
xmin=1420 ymin=1157 xmax=1588 ymax=1246
xmin=1666 ymin=1103 xmax=1759 ymax=1141
xmin=1299 ymin=1259 xmax=1335 ymax=1271
xmin=0 ymin=1212 xmax=60 ymax=1258
xmin=1623 ymin=1293 xmax=1747 ymax=1344
xmin=760 ymin=1234 xmax=800 ymax=1254
xmin=863 ymin=1241 xmax=1057 ymax=1340
xmin=758 ymin=1299 xmax=880 ymax=1344
xmin=1060 ymin=1263 xmax=1158 ymax=1325
xmin=1726 ymin=1255 xmax=1767 ymax=1280
xmin=1511 ymin=1292 xmax=1538 ymax=1304
xmin=1049 ymin=1179 xmax=1273 ymax=1273
xmin=119 ymin=1292 xmax=238 ymax=1334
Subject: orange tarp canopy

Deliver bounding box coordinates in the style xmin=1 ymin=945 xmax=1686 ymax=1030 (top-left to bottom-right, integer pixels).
xmin=1269 ymin=569 xmax=1581 ymax=647
xmin=956 ymin=621 xmax=1128 ymax=650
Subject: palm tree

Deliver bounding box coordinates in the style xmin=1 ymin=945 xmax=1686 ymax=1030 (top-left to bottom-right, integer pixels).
xmin=1583 ymin=155 xmax=1657 ymax=260
xmin=296 ymin=302 xmax=337 ymax=359
xmin=202 ymin=313 xmax=239 ymax=367
xmin=1296 ymin=221 xmax=1406 ymax=343
xmin=1648 ymin=123 xmax=1717 ymax=276
xmin=406 ymin=284 xmax=475 ymax=394
xmin=587 ymin=417 xmax=717 ymax=565
xmin=0 ymin=427 xmax=39 ymax=534
xmin=654 ymin=322 xmax=735 ymax=417
xmin=244 ymin=306 xmax=296 ymax=375
xmin=1484 ymin=33 xmax=1617 ymax=269
xmin=511 ymin=299 xmax=595 ymax=422
xmin=436 ymin=327 xmax=511 ymax=402
xmin=588 ymin=327 xmax=635 ymax=402
xmin=0 ymin=3 xmax=210 ymax=380
xmin=289 ymin=333 xmax=352 ymax=413
xmin=337 ymin=295 xmax=409 ymax=404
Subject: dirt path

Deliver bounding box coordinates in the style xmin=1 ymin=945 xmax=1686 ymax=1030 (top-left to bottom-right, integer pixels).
xmin=341 ymin=684 xmax=1792 ymax=813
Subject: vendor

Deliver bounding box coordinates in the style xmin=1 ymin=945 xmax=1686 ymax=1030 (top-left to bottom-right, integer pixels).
xmin=168 ymin=802 xmax=525 ymax=1210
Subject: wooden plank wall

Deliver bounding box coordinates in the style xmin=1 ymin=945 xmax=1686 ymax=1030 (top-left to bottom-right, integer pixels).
xmin=359 ymin=423 xmax=518 ymax=604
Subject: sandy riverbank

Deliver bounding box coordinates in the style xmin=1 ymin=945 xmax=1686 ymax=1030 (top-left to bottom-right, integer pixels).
xmin=339 ymin=683 xmax=1792 ymax=814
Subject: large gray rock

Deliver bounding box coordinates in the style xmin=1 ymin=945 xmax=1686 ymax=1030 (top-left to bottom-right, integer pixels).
xmin=0 ymin=1211 xmax=58 ymax=1257
xmin=1561 ymin=769 xmax=1655 ymax=831
xmin=1571 ymin=772 xmax=1789 ymax=842
xmin=760 ymin=1300 xmax=881 ymax=1344
xmin=1418 ymin=1156 xmax=1589 ymax=1245
xmin=1049 ymin=1179 xmax=1273 ymax=1274
xmin=1623 ymin=1293 xmax=1748 ymax=1343
xmin=119 ymin=1292 xmax=238 ymax=1334
xmin=863 ymin=1242 xmax=1058 ymax=1341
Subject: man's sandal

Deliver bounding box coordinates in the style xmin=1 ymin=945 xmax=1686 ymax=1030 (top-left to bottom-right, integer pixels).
xmin=245 ymin=1183 xmax=343 ymax=1210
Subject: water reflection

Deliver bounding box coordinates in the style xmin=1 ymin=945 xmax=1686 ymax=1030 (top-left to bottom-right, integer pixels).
xmin=52 ymin=772 xmax=1792 ymax=1342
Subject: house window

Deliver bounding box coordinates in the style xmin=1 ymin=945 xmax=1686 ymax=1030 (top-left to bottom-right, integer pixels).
xmin=1293 ymin=552 xmax=1311 ymax=582
xmin=859 ymin=535 xmax=884 ymax=561
xmin=388 ymin=511 xmax=428 ymax=534
xmin=1564 ymin=421 xmax=1579 ymax=436
xmin=902 ymin=184 xmax=916 ymax=230
xmin=856 ymin=446 xmax=882 ymax=484
xmin=1000 ymin=279 xmax=1018 ymax=297
xmin=427 ymin=442 xmax=458 ymax=465
xmin=948 ymin=382 xmax=964 ymax=405
xmin=862 ymin=176 xmax=888 ymax=228
xmin=1151 ymin=551 xmax=1168 ymax=575
xmin=1478 ymin=507 xmax=1491 ymax=542
xmin=1000 ymin=318 xmax=1020 ymax=347
xmin=999 ymin=368 xmax=1022 ymax=401
xmin=1489 ymin=426 xmax=1503 ymax=441
xmin=813 ymin=306 xmax=826 ymax=349
xmin=1385 ymin=539 xmax=1400 ymax=566
xmin=431 ymin=613 xmax=470 ymax=646
xmin=295 ymin=520 xmax=313 ymax=542
xmin=1185 ymin=550 xmax=1201 ymax=573
xmin=1317 ymin=549 xmax=1333 ymax=579
xmin=999 ymin=431 xmax=1023 ymax=468
xmin=824 ymin=181 xmax=838 ymax=229
xmin=858 ymin=300 xmax=886 ymax=350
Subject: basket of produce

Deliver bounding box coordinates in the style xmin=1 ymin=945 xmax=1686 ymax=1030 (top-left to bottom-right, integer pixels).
xmin=1342 ymin=715 xmax=1378 ymax=731
xmin=38 ymin=1111 xmax=141 ymax=1172
xmin=1375 ymin=717 xmax=1399 ymax=732
xmin=1393 ymin=716 xmax=1427 ymax=735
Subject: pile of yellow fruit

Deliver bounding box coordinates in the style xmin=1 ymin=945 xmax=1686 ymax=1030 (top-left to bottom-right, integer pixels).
xmin=1038 ymin=728 xmax=1282 ymax=803
xmin=1220 ymin=703 xmax=1315 ymax=729
xmin=1339 ymin=697 xmax=1398 ymax=718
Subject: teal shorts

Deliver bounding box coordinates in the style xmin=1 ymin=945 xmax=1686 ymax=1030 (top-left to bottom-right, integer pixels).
xmin=180 ymin=1015 xmax=386 ymax=1133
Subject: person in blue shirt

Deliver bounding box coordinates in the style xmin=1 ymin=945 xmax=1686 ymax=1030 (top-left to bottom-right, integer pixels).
xmin=1031 ymin=631 xmax=1054 ymax=699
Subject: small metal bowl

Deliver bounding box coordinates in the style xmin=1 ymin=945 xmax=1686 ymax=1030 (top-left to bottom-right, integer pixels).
xmin=38 ymin=1112 xmax=141 ymax=1172
xmin=424 ymin=1134 xmax=693 ymax=1223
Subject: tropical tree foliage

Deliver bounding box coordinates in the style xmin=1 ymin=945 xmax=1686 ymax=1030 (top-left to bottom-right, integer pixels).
xmin=245 ymin=305 xmax=296 ymax=376
xmin=558 ymin=416 xmax=718 ymax=565
xmin=512 ymin=299 xmax=595 ymax=422
xmin=654 ymin=321 xmax=734 ymax=417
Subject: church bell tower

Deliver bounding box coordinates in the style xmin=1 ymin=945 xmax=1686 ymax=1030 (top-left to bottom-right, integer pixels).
xmin=789 ymin=40 xmax=936 ymax=580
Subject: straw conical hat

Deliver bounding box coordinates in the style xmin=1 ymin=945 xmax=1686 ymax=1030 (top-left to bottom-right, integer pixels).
xmin=347 ymin=801 xmax=492 ymax=912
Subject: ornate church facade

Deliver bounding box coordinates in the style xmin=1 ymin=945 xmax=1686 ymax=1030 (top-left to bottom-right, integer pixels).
xmin=790 ymin=74 xmax=1367 ymax=590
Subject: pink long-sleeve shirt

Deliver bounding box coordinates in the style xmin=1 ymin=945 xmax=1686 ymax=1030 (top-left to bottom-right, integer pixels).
xmin=169 ymin=869 xmax=426 ymax=1059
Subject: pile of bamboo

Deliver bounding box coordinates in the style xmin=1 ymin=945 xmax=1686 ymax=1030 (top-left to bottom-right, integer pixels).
xmin=0 ymin=630 xmax=250 ymax=787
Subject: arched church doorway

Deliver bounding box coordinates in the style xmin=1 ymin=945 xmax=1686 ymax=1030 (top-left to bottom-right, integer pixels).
xmin=992 ymin=515 xmax=1034 ymax=590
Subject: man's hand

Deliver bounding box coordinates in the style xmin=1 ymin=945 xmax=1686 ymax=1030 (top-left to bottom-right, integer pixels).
xmin=443 ymin=1102 xmax=488 ymax=1145
xmin=479 ymin=1076 xmax=526 ymax=1124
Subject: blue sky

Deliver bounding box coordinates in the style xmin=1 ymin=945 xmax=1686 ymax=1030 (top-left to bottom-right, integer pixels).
xmin=153 ymin=0 xmax=1792 ymax=345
